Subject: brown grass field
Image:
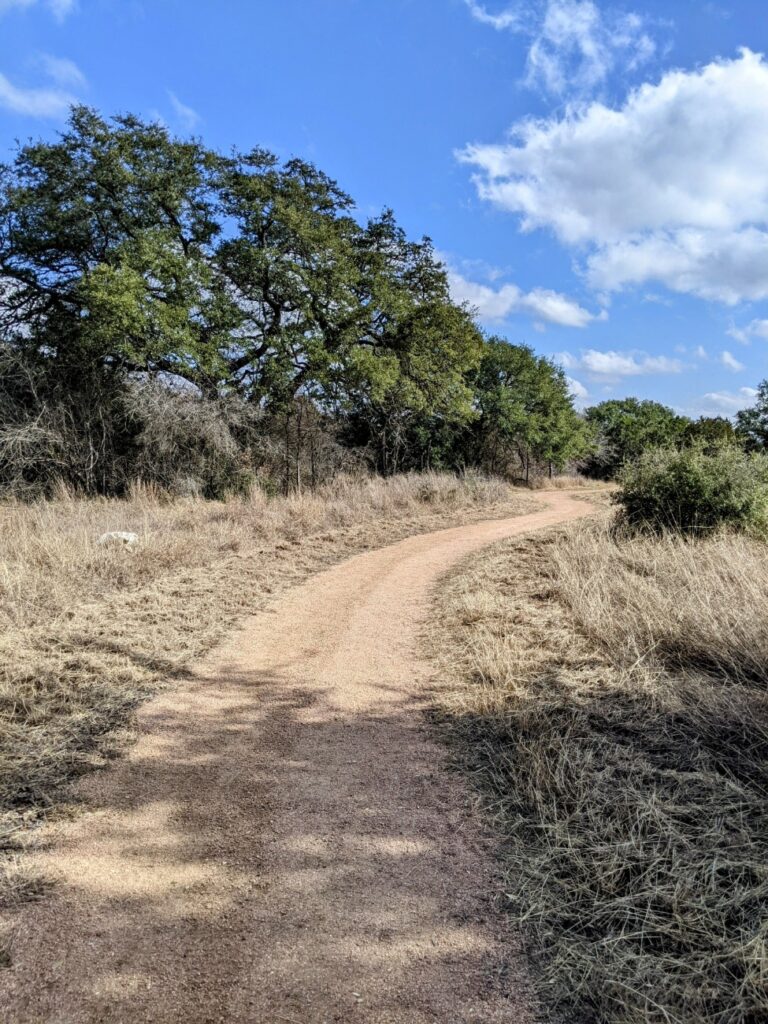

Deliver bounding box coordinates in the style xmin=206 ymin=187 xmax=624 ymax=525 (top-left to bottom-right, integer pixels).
xmin=0 ymin=473 xmax=538 ymax=857
xmin=430 ymin=517 xmax=768 ymax=1024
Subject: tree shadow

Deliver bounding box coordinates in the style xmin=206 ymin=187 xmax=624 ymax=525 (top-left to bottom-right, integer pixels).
xmin=2 ymin=653 xmax=538 ymax=1023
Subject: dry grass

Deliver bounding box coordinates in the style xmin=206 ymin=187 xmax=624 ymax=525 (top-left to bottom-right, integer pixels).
xmin=0 ymin=471 xmax=535 ymax=828
xmin=528 ymin=474 xmax=609 ymax=490
xmin=430 ymin=516 xmax=768 ymax=1024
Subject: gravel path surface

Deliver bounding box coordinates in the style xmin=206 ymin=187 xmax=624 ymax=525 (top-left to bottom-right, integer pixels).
xmin=1 ymin=491 xmax=596 ymax=1023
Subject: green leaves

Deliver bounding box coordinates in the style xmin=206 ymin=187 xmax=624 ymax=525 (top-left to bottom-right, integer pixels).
xmin=0 ymin=105 xmax=590 ymax=490
xmin=736 ymin=381 xmax=768 ymax=452
xmin=471 ymin=339 xmax=593 ymax=478
xmin=585 ymin=398 xmax=689 ymax=478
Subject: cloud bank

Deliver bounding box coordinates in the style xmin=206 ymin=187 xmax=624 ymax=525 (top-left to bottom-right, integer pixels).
xmin=556 ymin=349 xmax=683 ymax=378
xmin=459 ymin=49 xmax=768 ymax=304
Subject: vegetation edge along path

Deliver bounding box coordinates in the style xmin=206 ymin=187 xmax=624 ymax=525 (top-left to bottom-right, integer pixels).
xmin=1 ymin=490 xmax=596 ymax=1023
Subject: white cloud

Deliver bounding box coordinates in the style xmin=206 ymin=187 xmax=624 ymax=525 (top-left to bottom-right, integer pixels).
xmin=520 ymin=286 xmax=605 ymax=326
xmin=585 ymin=227 xmax=768 ymax=304
xmin=446 ymin=265 xmax=600 ymax=327
xmin=695 ymin=345 xmax=708 ymax=360
xmin=566 ymin=375 xmax=588 ymax=401
xmin=0 ymin=71 xmax=75 ymax=116
xmin=527 ymin=1 xmax=655 ymax=96
xmin=701 ymin=387 xmax=757 ymax=412
xmin=720 ymin=349 xmax=745 ymax=372
xmin=463 ymin=1 xmax=656 ymax=96
xmin=34 ymin=53 xmax=86 ymax=89
xmin=0 ymin=50 xmax=84 ymax=118
xmin=0 ymin=0 xmax=76 ymax=19
xmin=168 ymin=91 xmax=201 ymax=130
xmin=464 ymin=0 xmax=521 ymax=31
xmin=727 ymin=318 xmax=768 ymax=343
xmin=459 ymin=49 xmax=768 ymax=304
xmin=556 ymin=348 xmax=683 ymax=378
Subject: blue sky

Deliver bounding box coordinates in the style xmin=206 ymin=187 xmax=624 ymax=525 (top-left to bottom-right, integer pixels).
xmin=1 ymin=0 xmax=767 ymax=417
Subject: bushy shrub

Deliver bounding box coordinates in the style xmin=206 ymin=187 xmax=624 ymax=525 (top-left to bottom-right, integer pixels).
xmin=0 ymin=347 xmax=267 ymax=499
xmin=0 ymin=348 xmax=134 ymax=498
xmin=615 ymin=444 xmax=768 ymax=536
xmin=126 ymin=383 xmax=263 ymax=499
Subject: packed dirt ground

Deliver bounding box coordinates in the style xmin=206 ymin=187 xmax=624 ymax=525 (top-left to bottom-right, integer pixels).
xmin=0 ymin=489 xmax=594 ymax=1023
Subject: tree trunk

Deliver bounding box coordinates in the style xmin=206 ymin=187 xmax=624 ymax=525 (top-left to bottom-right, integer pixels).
xmin=295 ymin=402 xmax=303 ymax=494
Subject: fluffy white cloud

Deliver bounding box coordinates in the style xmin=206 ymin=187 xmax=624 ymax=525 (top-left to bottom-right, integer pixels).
xmin=459 ymin=49 xmax=768 ymax=304
xmin=446 ymin=265 xmax=600 ymax=327
xmin=168 ymin=91 xmax=200 ymax=130
xmin=464 ymin=1 xmax=655 ymax=95
xmin=727 ymin=319 xmax=768 ymax=343
xmin=586 ymin=227 xmax=768 ymax=303
xmin=720 ymin=350 xmax=745 ymax=372
xmin=556 ymin=348 xmax=683 ymax=377
xmin=701 ymin=387 xmax=757 ymax=413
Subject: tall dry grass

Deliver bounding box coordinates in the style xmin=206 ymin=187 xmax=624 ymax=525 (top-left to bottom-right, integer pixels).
xmin=0 ymin=471 xmax=534 ymax=826
xmin=431 ymin=518 xmax=768 ymax=1024
xmin=554 ymin=524 xmax=768 ymax=686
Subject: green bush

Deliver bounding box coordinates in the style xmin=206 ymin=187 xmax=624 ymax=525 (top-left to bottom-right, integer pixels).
xmin=615 ymin=444 xmax=768 ymax=536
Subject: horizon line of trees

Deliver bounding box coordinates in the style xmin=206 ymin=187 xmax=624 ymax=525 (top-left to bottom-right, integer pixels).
xmin=582 ymin=389 xmax=768 ymax=480
xmin=0 ymin=107 xmax=593 ymax=497
xmin=0 ymin=108 xmax=765 ymax=499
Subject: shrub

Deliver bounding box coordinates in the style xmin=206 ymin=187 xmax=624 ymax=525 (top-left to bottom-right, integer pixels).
xmin=126 ymin=383 xmax=263 ymax=499
xmin=615 ymin=444 xmax=768 ymax=536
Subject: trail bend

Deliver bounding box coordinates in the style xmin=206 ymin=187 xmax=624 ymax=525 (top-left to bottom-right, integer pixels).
xmin=1 ymin=491 xmax=596 ymax=1024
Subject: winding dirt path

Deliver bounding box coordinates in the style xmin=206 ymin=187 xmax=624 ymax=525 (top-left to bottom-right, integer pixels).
xmin=1 ymin=491 xmax=595 ymax=1024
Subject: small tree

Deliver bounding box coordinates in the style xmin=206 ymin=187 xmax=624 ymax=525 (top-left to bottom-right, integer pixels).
xmin=470 ymin=339 xmax=593 ymax=480
xmin=684 ymin=416 xmax=736 ymax=448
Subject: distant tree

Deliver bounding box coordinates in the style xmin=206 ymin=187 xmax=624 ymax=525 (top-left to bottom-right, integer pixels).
xmin=684 ymin=416 xmax=737 ymax=449
xmin=584 ymin=398 xmax=690 ymax=478
xmin=338 ymin=216 xmax=483 ymax=474
xmin=736 ymin=381 xmax=768 ymax=452
xmin=470 ymin=339 xmax=593 ymax=481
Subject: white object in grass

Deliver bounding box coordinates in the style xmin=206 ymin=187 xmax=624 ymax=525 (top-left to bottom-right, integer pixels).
xmin=98 ymin=531 xmax=139 ymax=548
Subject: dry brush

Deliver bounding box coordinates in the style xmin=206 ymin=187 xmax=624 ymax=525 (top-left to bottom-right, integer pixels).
xmin=430 ymin=517 xmax=768 ymax=1024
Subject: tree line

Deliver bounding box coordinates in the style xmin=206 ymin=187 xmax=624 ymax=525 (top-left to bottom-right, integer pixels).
xmin=0 ymin=108 xmax=591 ymax=497
xmin=582 ymin=391 xmax=768 ymax=480
xmin=2 ymin=109 xmax=764 ymax=499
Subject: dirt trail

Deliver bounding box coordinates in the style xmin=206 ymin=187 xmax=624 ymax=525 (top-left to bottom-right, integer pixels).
xmin=1 ymin=491 xmax=595 ymax=1024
